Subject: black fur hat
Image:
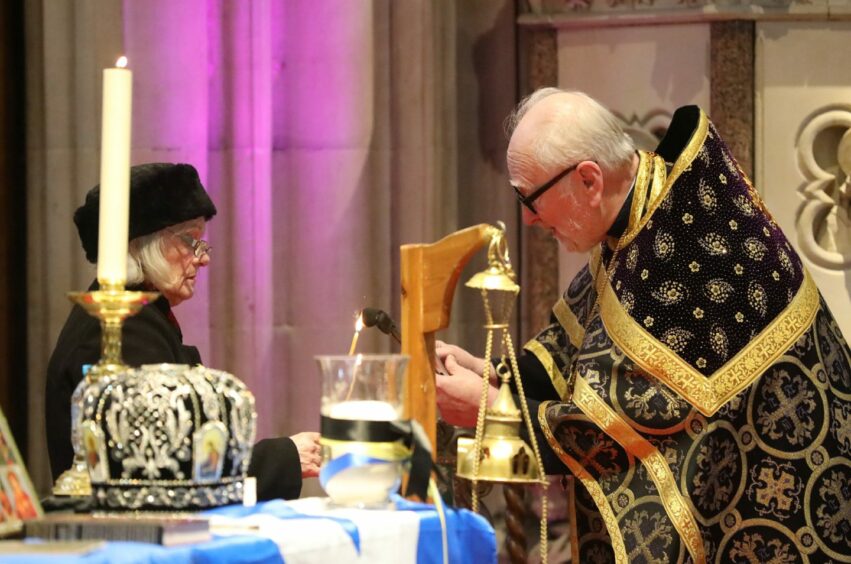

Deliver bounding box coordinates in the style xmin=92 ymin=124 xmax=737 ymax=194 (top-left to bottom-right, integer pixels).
xmin=74 ymin=163 xmax=217 ymax=263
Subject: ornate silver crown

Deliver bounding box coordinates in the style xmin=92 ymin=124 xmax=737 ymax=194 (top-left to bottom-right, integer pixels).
xmin=78 ymin=364 xmax=256 ymax=510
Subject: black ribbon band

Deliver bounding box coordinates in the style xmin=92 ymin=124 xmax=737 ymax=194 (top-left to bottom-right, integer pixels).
xmin=320 ymin=415 xmax=432 ymax=501
xmin=321 ymin=416 xmax=410 ymax=444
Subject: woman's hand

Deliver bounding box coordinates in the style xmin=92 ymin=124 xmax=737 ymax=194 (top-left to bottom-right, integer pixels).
xmin=435 ymin=341 xmax=486 ymax=377
xmin=290 ymin=431 xmax=321 ymax=478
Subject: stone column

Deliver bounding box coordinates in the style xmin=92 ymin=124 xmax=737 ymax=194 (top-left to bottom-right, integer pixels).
xmin=518 ymin=28 xmax=560 ymax=340
xmin=710 ymin=21 xmax=755 ymax=180
xmin=204 ymin=0 xmax=276 ymax=435
xmin=123 ymin=0 xmax=211 ymax=356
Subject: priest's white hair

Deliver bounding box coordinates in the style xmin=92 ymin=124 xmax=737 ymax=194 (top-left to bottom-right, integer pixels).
xmin=506 ymin=87 xmax=635 ymax=174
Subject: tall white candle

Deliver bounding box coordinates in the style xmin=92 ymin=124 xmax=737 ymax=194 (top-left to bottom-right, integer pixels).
xmin=97 ymin=56 xmax=132 ymax=288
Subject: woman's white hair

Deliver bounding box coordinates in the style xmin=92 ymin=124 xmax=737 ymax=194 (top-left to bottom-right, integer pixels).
xmin=506 ymin=87 xmax=635 ymax=173
xmin=126 ymin=218 xmax=204 ymax=289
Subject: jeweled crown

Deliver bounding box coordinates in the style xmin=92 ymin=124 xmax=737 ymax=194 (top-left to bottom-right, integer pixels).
xmin=79 ymin=364 xmax=256 ymax=510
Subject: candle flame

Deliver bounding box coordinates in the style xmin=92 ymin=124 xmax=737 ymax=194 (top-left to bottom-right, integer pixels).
xmin=348 ymin=313 xmax=364 ymax=355
xmin=116 ymin=56 xmax=128 ymax=68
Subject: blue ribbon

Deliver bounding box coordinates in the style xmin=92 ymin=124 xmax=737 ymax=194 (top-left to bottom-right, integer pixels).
xmin=207 ymin=500 xmax=362 ymax=555
xmin=318 ymin=452 xmax=394 ymax=490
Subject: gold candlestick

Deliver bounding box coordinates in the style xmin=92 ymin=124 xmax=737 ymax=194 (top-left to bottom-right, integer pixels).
xmin=51 ymin=285 xmax=159 ymax=497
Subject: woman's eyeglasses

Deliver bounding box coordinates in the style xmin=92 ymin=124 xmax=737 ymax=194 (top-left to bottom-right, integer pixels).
xmin=177 ymin=233 xmax=212 ymax=258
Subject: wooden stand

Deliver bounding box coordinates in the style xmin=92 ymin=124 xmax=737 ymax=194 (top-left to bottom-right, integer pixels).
xmin=400 ymin=224 xmax=494 ymax=450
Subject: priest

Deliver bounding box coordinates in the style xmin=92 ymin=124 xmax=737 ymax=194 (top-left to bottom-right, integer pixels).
xmin=436 ymin=89 xmax=851 ymax=563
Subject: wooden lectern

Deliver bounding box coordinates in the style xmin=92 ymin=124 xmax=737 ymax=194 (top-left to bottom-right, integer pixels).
xmin=401 ymin=223 xmax=539 ymax=563
xmin=400 ymin=223 xmax=496 ymax=451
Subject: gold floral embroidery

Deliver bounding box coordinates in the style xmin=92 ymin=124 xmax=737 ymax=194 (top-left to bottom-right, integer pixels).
xmin=621 ymin=290 xmax=635 ymax=315
xmin=722 ymin=150 xmax=737 ymax=174
xmin=696 ymin=357 xmax=707 ymax=368
xmin=704 ymin=279 xmax=734 ymax=304
xmin=748 ymin=281 xmax=768 ymax=317
xmin=763 ymin=226 xmax=771 ymax=237
xmin=644 ymin=316 xmax=655 ymax=327
xmin=743 ymin=237 xmax=768 ymax=262
xmin=735 ymin=264 xmax=744 ymax=275
xmin=626 ymin=246 xmax=639 ymax=271
xmin=729 ymin=219 xmax=738 ymax=230
xmin=778 ymin=249 xmax=794 ymax=274
xmin=661 ymin=327 xmax=694 ymax=354
xmin=653 ymin=281 xmax=689 ymax=306
xmin=733 ymin=194 xmax=756 ymax=217
xmin=682 ymin=213 xmax=694 ymax=224
xmin=689 ymin=261 xmax=700 ymax=273
xmin=694 ymin=307 xmax=705 ymax=320
xmin=735 ymin=312 xmax=745 ymax=323
xmin=710 ymin=325 xmax=730 ymax=359
xmin=699 ymin=233 xmax=729 ymax=256
xmin=654 ymin=231 xmax=676 ymax=261
xmin=641 ymin=269 xmax=649 ymax=280
xmin=772 ymin=271 xmax=780 ymax=281
xmin=698 ymin=179 xmax=717 ymax=212
xmin=697 ymin=145 xmax=710 ymax=165
xmin=719 ymin=173 xmax=727 ymax=185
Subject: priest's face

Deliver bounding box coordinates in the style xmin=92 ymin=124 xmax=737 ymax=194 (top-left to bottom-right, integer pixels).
xmin=161 ymin=220 xmax=211 ymax=306
xmin=508 ymin=147 xmax=604 ymax=254
xmin=518 ymin=168 xmax=602 ymax=253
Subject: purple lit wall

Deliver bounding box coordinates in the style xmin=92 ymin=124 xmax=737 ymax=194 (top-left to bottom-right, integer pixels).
xmin=123 ymin=0 xmax=392 ymax=444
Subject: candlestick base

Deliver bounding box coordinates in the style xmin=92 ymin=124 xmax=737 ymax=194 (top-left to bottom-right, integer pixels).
xmin=51 ymin=288 xmax=159 ymax=498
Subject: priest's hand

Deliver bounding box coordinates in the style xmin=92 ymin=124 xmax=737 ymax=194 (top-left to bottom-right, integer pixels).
xmin=435 ymin=341 xmax=487 ymax=377
xmin=291 ymin=431 xmax=321 ymax=478
xmin=436 ymin=353 xmax=497 ymax=428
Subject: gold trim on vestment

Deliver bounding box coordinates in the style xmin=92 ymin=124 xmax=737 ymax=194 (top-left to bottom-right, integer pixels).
xmin=619 ymin=112 xmax=709 ymax=249
xmin=572 ymin=376 xmax=706 ymax=564
xmin=626 ymin=151 xmax=653 ymax=237
xmin=553 ymin=298 xmax=584 ymax=349
xmin=524 ymin=339 xmax=570 ymax=401
xmin=600 ymin=269 xmax=820 ymax=416
xmin=538 ymin=401 xmax=629 ymax=564
xmin=648 ymin=154 xmax=669 ymax=212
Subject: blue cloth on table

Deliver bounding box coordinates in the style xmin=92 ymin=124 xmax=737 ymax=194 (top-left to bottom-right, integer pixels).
xmin=3 ymin=499 xmax=496 ymax=564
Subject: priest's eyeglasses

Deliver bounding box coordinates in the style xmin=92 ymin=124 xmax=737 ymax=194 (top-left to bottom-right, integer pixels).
xmin=512 ymin=162 xmax=580 ymax=214
xmin=177 ymin=233 xmax=212 ymax=258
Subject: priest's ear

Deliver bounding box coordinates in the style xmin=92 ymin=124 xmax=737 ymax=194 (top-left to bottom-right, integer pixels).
xmin=577 ymin=161 xmax=604 ymax=207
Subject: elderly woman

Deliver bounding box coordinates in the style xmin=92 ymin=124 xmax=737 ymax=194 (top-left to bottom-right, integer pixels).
xmin=46 ymin=163 xmax=319 ymax=501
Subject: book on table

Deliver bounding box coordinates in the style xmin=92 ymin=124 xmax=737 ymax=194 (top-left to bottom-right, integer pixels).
xmin=24 ymin=513 xmax=211 ymax=547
